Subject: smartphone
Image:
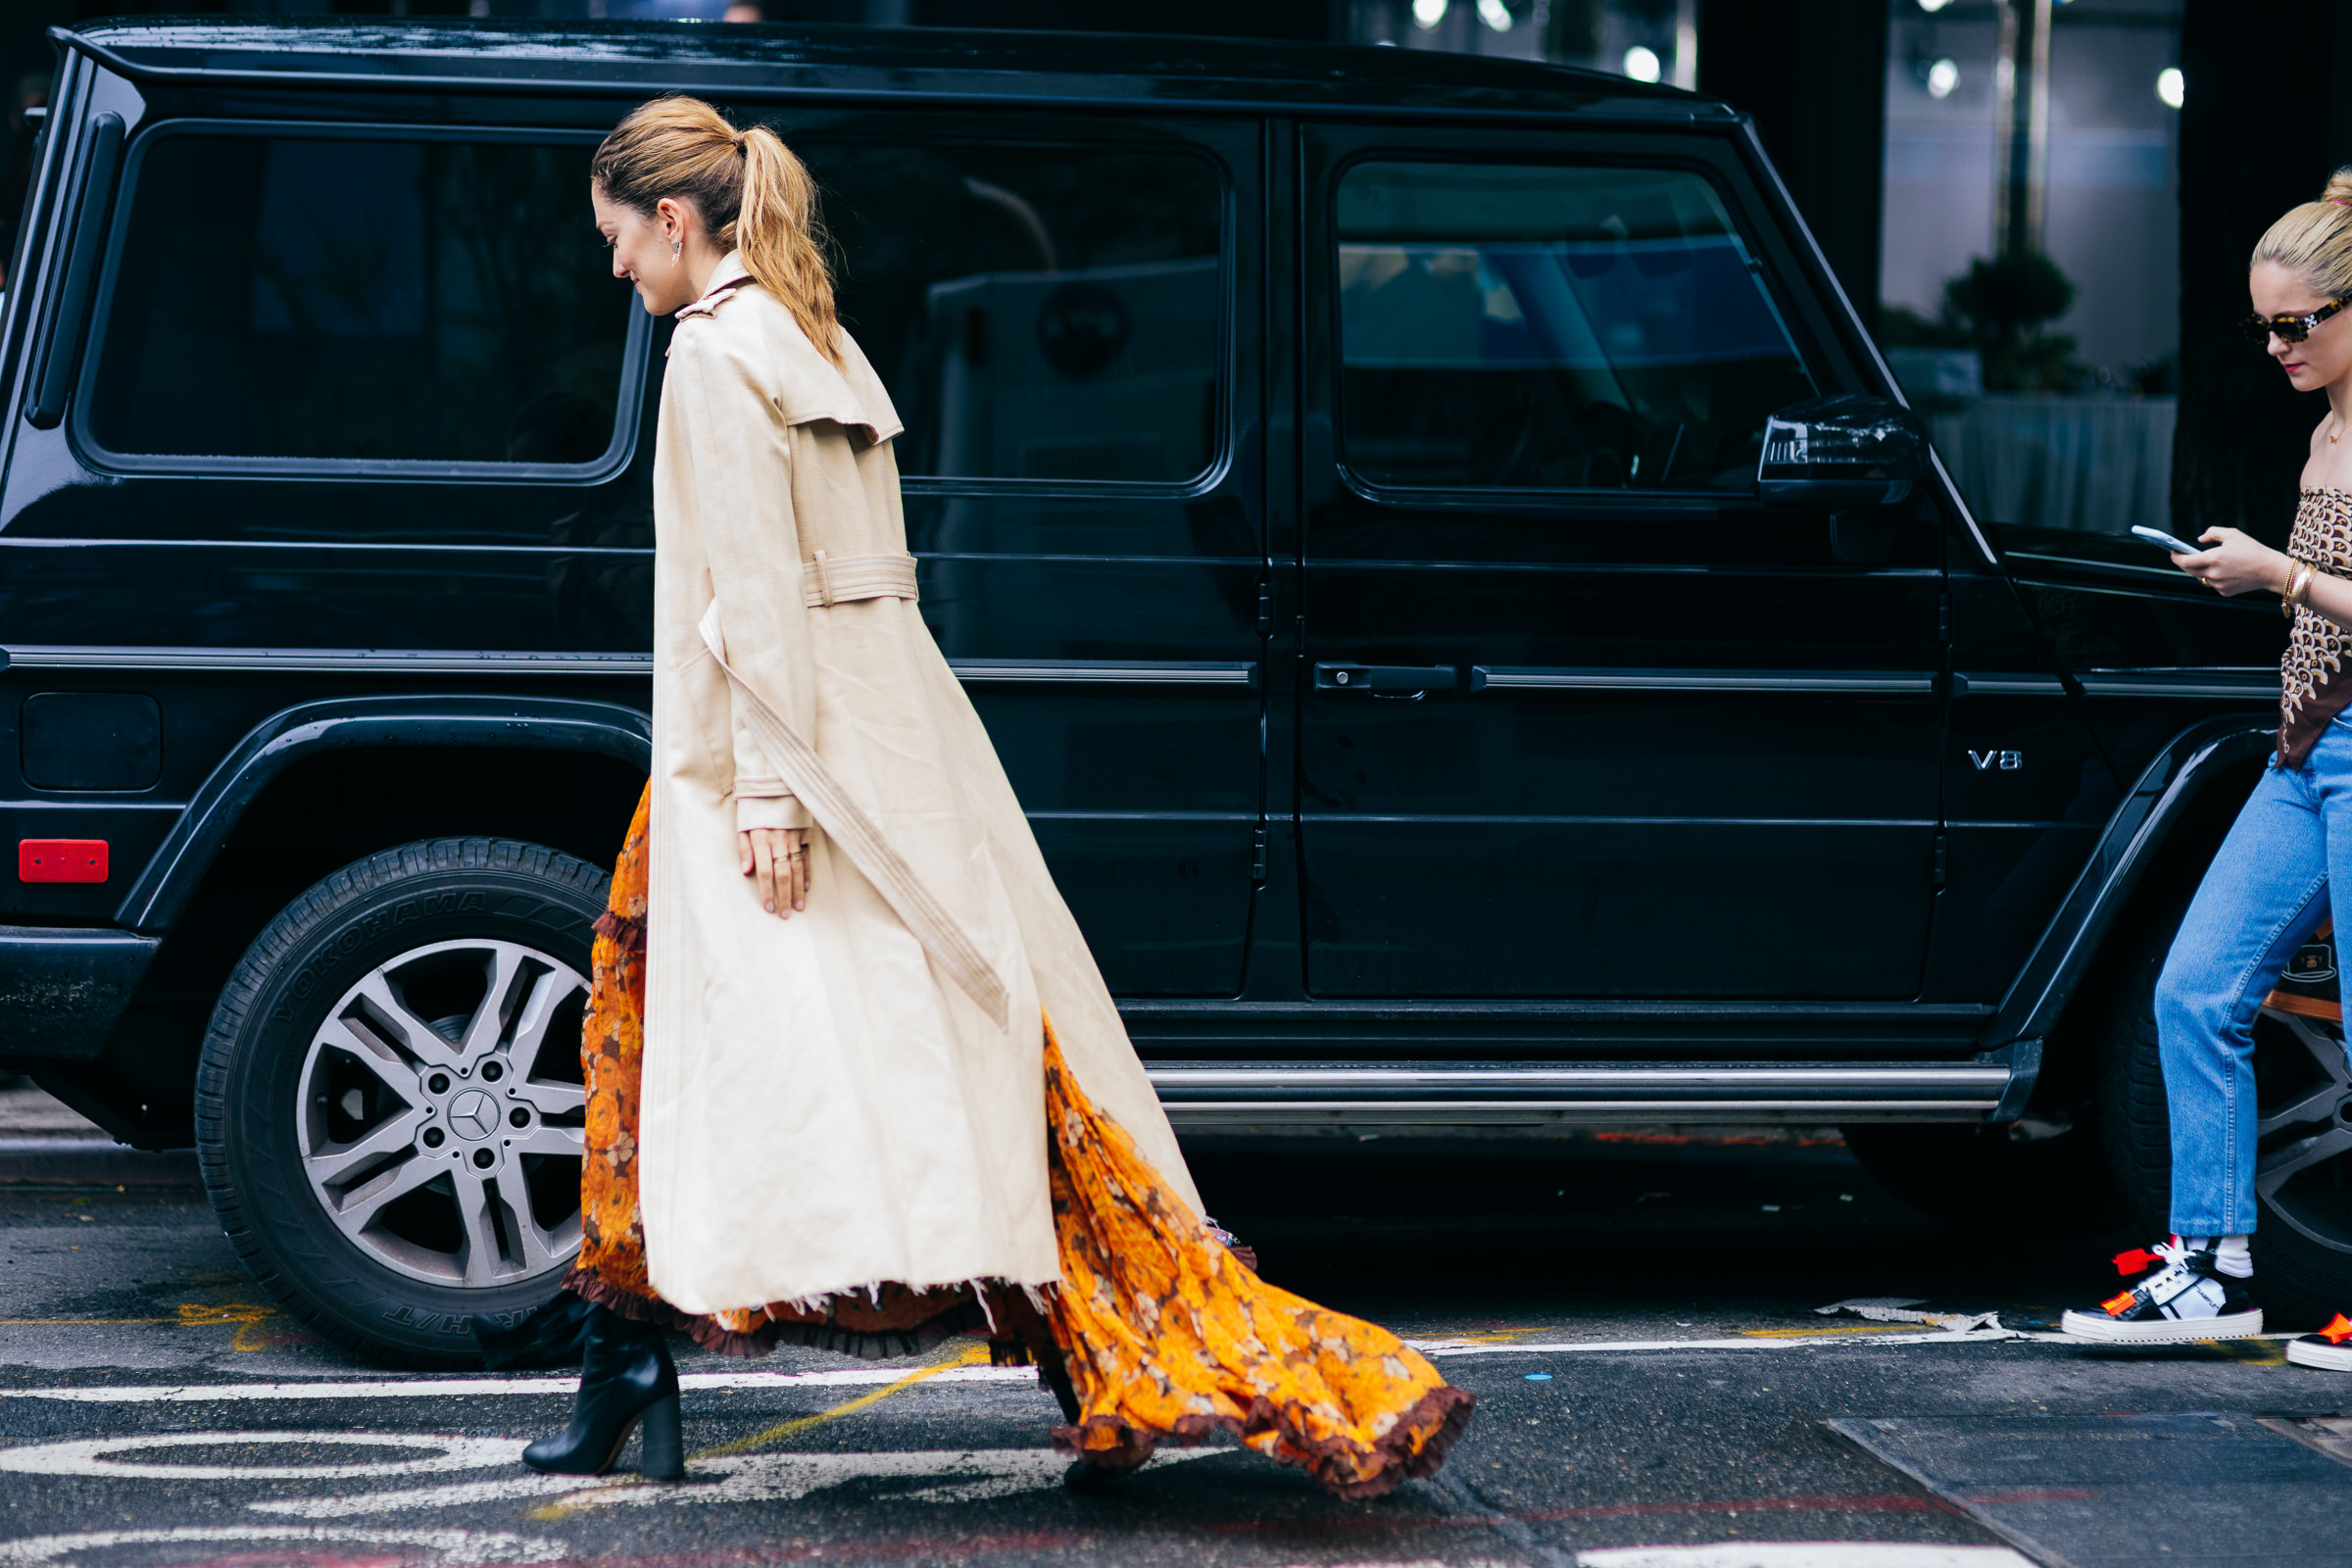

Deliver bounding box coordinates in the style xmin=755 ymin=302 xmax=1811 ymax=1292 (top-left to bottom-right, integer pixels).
xmin=2132 ymin=524 xmax=2209 ymax=555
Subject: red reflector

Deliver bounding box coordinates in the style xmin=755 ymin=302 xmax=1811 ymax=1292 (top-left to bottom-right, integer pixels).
xmin=19 ymin=839 xmax=108 ymax=883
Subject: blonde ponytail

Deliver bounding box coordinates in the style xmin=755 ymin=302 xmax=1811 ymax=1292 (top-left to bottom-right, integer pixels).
xmin=592 ymin=95 xmax=842 ymax=366
xmin=734 ymin=124 xmax=841 ymax=368
xmin=2252 ymin=166 xmax=2352 ymax=302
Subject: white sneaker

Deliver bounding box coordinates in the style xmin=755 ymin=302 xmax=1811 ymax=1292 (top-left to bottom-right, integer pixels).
xmin=2058 ymin=1237 xmax=2263 ymax=1344
xmin=2287 ymin=1313 xmax=2352 ymax=1369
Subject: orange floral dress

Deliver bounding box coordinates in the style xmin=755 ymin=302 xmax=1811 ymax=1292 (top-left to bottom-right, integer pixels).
xmin=567 ymin=783 xmax=1471 ymax=1497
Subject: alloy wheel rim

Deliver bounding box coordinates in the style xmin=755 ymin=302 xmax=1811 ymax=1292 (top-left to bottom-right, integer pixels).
xmin=295 ymin=937 xmax=588 ymax=1289
xmin=2255 ymin=1003 xmax=2352 ymax=1255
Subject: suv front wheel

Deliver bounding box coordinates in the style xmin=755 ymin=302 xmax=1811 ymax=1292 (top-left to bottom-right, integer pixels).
xmin=196 ymin=838 xmax=604 ymax=1367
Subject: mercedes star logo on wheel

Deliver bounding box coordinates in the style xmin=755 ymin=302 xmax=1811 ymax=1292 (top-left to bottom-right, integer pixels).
xmin=447 ymin=1088 xmax=499 ymax=1142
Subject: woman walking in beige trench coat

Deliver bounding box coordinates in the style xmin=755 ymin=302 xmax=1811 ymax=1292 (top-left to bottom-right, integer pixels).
xmin=506 ymin=95 xmax=1472 ymax=1497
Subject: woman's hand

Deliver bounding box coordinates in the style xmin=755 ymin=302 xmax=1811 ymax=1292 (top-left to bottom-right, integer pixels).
xmin=738 ymin=826 xmax=810 ymax=917
xmin=2176 ymin=527 xmax=2293 ymax=597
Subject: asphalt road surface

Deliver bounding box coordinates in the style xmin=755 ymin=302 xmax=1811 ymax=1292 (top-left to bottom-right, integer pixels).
xmin=6 ymin=1120 xmax=2352 ymax=1568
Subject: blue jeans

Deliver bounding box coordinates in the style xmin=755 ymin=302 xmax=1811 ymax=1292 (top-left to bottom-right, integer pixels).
xmin=2155 ymin=720 xmax=2352 ymax=1236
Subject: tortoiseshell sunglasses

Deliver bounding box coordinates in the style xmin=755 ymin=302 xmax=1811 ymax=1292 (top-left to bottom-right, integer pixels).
xmin=2240 ymin=298 xmax=2352 ymax=344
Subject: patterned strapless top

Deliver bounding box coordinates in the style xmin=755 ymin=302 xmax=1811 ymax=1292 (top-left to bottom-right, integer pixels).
xmin=2279 ymin=488 xmax=2352 ymax=768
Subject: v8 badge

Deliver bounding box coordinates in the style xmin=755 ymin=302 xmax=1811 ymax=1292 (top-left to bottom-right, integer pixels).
xmin=1968 ymin=749 xmax=2024 ymax=771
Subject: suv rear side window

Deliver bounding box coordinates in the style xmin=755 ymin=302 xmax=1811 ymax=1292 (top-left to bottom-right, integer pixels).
xmin=801 ymin=143 xmax=1223 ymax=485
xmin=84 ymin=131 xmax=633 ymax=470
xmin=1336 ymin=161 xmax=1814 ymax=492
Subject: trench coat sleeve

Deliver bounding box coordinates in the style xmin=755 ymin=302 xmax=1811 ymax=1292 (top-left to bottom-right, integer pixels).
xmin=666 ymin=320 xmax=814 ymax=834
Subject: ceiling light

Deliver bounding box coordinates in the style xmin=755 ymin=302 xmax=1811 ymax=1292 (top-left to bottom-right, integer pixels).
xmin=1476 ymin=0 xmax=1512 ymax=31
xmin=1623 ymin=45 xmax=1661 ymax=83
xmin=1927 ymin=58 xmax=1959 ymax=98
xmin=2157 ymin=67 xmax=2184 ymax=109
xmin=1411 ymin=0 xmax=1446 ymax=28
xmin=1918 ymin=0 xmax=1951 ymax=10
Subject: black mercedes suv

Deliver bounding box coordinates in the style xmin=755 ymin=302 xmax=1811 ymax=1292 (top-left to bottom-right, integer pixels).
xmin=1 ymin=17 xmax=2318 ymax=1363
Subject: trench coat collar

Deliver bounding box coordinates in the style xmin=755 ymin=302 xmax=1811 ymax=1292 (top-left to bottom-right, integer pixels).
xmin=673 ymin=251 xmax=904 ymax=446
xmin=674 ymin=251 xmax=755 ymax=322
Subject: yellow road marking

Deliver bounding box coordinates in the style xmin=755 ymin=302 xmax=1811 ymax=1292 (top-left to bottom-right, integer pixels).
xmin=0 ymin=1302 xmax=282 ymax=1347
xmin=0 ymin=1317 xmax=182 ymax=1326
xmin=694 ymin=1345 xmax=995 ymax=1456
xmin=176 ymin=1302 xmax=282 ymax=1350
xmin=525 ymin=1344 xmax=1000 ymax=1521
xmin=1740 ymin=1323 xmax=1939 ymax=1338
xmin=1426 ymin=1326 xmax=1569 ymax=1347
xmin=2203 ymin=1337 xmax=2288 ymax=1365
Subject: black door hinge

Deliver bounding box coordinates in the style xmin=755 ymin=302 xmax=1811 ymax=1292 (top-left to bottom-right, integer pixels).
xmin=1933 ymin=831 xmax=1948 ymax=888
xmin=1250 ymin=825 xmax=1269 ymax=882
xmin=1257 ymin=580 xmax=1274 ymax=638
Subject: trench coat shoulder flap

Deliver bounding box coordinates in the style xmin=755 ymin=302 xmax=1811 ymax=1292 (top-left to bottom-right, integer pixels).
xmin=695 ymin=599 xmax=1011 ymax=1032
xmin=675 ymin=254 xmax=905 ymax=445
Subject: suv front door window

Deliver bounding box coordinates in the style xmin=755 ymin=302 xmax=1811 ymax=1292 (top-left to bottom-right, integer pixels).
xmin=1336 ymin=161 xmax=1813 ymax=494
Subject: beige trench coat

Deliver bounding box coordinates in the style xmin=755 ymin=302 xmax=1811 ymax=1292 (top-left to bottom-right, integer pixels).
xmin=638 ymin=256 xmax=1203 ymax=1316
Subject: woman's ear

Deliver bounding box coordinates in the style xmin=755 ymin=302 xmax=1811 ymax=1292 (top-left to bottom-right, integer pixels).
xmin=655 ymin=195 xmax=691 ymax=243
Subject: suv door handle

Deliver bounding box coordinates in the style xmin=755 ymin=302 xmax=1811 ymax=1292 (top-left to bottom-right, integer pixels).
xmin=1314 ymin=662 xmax=1457 ymax=698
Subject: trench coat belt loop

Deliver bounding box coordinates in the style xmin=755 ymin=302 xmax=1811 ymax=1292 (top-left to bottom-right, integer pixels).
xmin=695 ymin=601 xmax=1008 ymax=1030
xmin=800 ymin=552 xmax=919 ymax=611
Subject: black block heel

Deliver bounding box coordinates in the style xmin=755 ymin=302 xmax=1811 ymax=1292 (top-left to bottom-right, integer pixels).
xmin=638 ymin=1393 xmax=685 ymax=1480
xmin=521 ymin=1302 xmax=686 ymax=1479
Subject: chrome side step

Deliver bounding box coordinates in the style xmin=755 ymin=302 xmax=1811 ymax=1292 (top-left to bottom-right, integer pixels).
xmin=1145 ymin=1061 xmax=2012 ymax=1130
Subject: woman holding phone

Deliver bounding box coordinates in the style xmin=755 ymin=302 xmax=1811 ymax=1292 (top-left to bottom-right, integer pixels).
xmin=2061 ymin=170 xmax=2352 ymax=1365
xmin=505 ymin=94 xmax=1472 ymax=1492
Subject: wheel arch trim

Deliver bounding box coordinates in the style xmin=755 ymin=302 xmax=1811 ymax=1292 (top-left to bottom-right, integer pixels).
xmin=116 ymin=696 xmax=652 ymax=935
xmin=1978 ymin=714 xmax=2276 ymax=1084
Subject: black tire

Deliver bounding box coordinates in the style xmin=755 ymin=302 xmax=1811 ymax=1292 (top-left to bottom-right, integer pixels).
xmin=2103 ymin=905 xmax=2352 ymax=1328
xmin=1840 ymin=1118 xmax=2128 ymax=1235
xmin=2099 ymin=900 xmax=2181 ymax=1243
xmin=195 ymin=838 xmax=606 ymax=1368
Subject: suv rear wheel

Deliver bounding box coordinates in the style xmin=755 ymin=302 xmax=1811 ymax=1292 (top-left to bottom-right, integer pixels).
xmin=196 ymin=838 xmax=603 ymax=1367
xmin=2105 ymin=909 xmax=2352 ymax=1327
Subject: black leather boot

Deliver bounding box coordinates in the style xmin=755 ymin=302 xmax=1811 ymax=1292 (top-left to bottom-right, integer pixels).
xmin=521 ymin=1303 xmax=684 ymax=1480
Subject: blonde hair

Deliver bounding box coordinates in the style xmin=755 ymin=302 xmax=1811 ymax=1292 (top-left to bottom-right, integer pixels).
xmin=593 ymin=95 xmax=841 ymax=366
xmin=2252 ymin=167 xmax=2352 ymax=302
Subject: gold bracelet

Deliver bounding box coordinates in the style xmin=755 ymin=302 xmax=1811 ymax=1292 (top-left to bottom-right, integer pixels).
xmin=2285 ymin=559 xmax=2318 ymax=620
